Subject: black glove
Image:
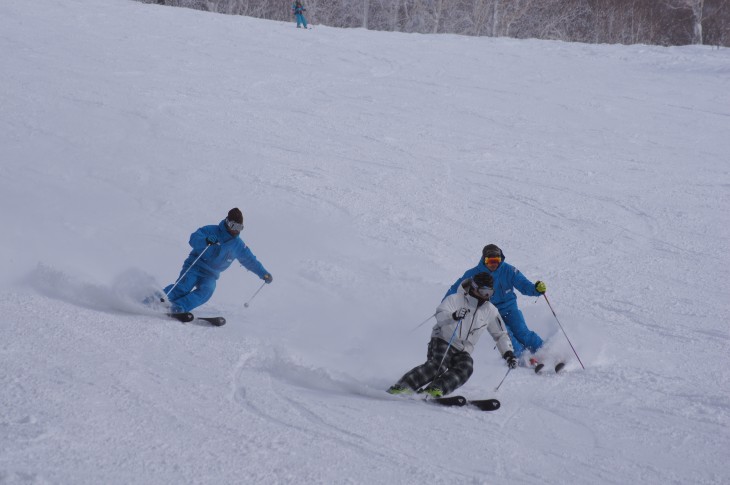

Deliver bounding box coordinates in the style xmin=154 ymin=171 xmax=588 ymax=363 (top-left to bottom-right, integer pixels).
xmin=263 ymin=273 xmax=273 ymax=284
xmin=206 ymin=235 xmax=218 ymax=246
xmin=452 ymin=308 xmax=470 ymax=320
xmin=503 ymin=350 xmax=518 ymax=369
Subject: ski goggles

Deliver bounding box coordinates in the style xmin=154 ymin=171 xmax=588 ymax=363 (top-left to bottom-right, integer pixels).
xmin=470 ymin=281 xmax=494 ymax=299
xmin=226 ymin=219 xmax=244 ymax=232
xmin=484 ymin=256 xmax=502 ymax=265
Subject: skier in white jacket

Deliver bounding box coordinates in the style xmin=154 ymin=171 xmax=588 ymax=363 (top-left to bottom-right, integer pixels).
xmin=388 ymin=272 xmax=517 ymax=398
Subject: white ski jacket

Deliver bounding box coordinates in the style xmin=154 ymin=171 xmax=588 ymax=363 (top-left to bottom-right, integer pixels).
xmin=432 ymin=284 xmax=514 ymax=356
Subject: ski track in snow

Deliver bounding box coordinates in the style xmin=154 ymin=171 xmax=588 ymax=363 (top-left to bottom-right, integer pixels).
xmin=1 ymin=0 xmax=730 ymax=483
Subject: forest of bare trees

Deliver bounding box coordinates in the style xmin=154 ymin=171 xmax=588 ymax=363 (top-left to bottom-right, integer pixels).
xmin=141 ymin=0 xmax=729 ymax=47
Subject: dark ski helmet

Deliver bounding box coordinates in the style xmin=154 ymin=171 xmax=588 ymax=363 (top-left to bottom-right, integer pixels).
xmin=227 ymin=207 xmax=243 ymax=224
xmin=472 ymin=272 xmax=493 ymax=288
xmin=470 ymin=272 xmax=494 ymax=300
xmin=482 ymin=244 xmax=503 ymax=260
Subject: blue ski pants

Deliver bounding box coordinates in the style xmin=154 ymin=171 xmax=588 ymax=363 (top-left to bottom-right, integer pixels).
xmin=164 ymin=267 xmax=217 ymax=313
xmin=500 ymin=306 xmax=544 ymax=357
xmin=295 ymin=14 xmax=308 ymax=28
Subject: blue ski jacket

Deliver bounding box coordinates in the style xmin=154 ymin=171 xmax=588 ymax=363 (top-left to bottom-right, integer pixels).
xmin=182 ymin=220 xmax=268 ymax=280
xmin=444 ymin=252 xmax=540 ymax=313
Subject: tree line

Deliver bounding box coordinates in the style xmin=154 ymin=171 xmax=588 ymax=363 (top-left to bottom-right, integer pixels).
xmin=141 ymin=0 xmax=729 ymax=47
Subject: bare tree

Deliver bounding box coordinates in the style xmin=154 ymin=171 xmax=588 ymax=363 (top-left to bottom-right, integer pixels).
xmin=703 ymin=0 xmax=730 ymax=46
xmin=470 ymin=0 xmax=493 ymax=37
xmin=665 ymin=0 xmax=704 ymax=43
xmin=136 ymin=0 xmax=729 ymax=47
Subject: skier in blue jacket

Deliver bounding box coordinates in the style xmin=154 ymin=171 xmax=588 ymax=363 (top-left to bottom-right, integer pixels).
xmin=292 ymin=1 xmax=308 ymax=29
xmin=445 ymin=244 xmax=546 ymax=360
xmin=164 ymin=208 xmax=272 ymax=313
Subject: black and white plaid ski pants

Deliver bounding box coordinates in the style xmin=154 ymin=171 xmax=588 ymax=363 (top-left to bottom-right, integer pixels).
xmin=395 ymin=337 xmax=474 ymax=395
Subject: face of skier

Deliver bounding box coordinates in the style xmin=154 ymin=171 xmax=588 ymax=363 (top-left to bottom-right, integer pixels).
xmin=225 ymin=218 xmax=244 ymax=236
xmin=484 ymin=254 xmax=501 ymax=271
xmin=469 ymin=281 xmax=494 ymax=301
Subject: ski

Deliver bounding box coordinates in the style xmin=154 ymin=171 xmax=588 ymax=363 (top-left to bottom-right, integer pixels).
xmin=529 ymin=357 xmax=545 ymax=374
xmin=529 ymin=356 xmax=566 ymax=375
xmin=429 ymin=396 xmax=467 ymax=407
xmin=386 ymin=392 xmax=501 ymax=412
xmin=468 ymin=399 xmax=501 ymax=411
xmin=428 ymin=396 xmax=501 ymax=412
xmin=166 ymin=313 xmax=226 ymax=326
xmin=533 ymin=362 xmax=565 ymax=375
xmin=197 ymin=316 xmax=226 ymax=326
xmin=167 ymin=312 xmax=194 ymax=323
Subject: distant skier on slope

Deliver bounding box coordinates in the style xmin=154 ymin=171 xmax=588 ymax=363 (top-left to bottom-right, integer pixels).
xmin=388 ymin=273 xmax=517 ymax=398
xmin=292 ymin=1 xmax=308 ymax=29
xmin=163 ymin=208 xmax=272 ymax=313
xmin=445 ymin=244 xmax=547 ymax=366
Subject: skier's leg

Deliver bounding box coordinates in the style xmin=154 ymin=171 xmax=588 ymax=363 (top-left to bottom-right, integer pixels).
xmin=164 ymin=267 xmax=198 ymax=303
xmin=428 ymin=349 xmax=473 ymax=396
xmin=503 ymin=308 xmax=544 ymax=354
xmin=391 ymin=338 xmax=448 ymax=392
xmin=501 ymin=311 xmax=526 ymax=358
xmin=168 ymin=274 xmax=216 ymax=313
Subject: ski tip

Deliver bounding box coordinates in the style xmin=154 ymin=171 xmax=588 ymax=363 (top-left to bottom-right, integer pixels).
xmin=470 ymin=399 xmax=501 ymax=411
xmin=534 ymin=363 xmax=545 ymax=374
xmin=429 ymin=396 xmax=500 ymax=411
xmin=430 ymin=396 xmax=468 ymax=407
xmin=167 ymin=312 xmax=194 ymax=323
xmin=554 ymin=362 xmax=566 ymax=373
xmin=199 ymin=317 xmax=226 ymax=327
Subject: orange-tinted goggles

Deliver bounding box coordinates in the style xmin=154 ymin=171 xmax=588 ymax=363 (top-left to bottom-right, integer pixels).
xmin=484 ymin=256 xmax=502 ymax=265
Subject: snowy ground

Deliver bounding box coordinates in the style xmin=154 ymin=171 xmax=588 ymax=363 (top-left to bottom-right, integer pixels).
xmin=1 ymin=0 xmax=729 ymax=483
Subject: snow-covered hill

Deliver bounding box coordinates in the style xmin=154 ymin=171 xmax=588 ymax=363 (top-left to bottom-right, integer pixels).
xmin=1 ymin=1 xmax=729 ymax=483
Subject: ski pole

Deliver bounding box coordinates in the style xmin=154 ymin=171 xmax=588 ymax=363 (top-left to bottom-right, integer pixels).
xmin=435 ymin=318 xmax=462 ymax=376
xmin=494 ymin=367 xmax=512 ymax=391
xmin=244 ymin=281 xmax=266 ymax=308
xmin=416 ymin=319 xmax=463 ymax=394
xmin=409 ymin=312 xmax=436 ymax=333
xmin=162 ymin=245 xmax=211 ymax=301
xmin=543 ymin=294 xmax=585 ymax=370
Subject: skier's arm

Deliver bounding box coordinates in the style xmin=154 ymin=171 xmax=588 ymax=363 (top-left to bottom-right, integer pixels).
xmin=435 ymin=295 xmax=459 ymax=326
xmin=189 ymin=226 xmax=215 ymax=251
xmin=486 ymin=307 xmax=514 ymax=356
xmin=512 ymin=267 xmax=541 ymax=297
xmin=236 ymin=244 xmax=268 ymax=279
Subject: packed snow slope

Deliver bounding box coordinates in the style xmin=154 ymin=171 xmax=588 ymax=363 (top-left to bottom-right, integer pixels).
xmin=2 ymin=0 xmax=729 ymax=483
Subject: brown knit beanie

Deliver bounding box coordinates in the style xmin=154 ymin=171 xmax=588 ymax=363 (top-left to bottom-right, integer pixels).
xmin=227 ymin=208 xmax=243 ymax=224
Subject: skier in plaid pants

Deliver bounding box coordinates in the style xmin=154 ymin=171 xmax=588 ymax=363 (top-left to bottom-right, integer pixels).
xmin=388 ymin=272 xmax=516 ymax=398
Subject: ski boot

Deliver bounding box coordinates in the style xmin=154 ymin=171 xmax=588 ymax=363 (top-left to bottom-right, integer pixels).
xmin=421 ymin=387 xmax=444 ymax=398
xmin=387 ymin=384 xmax=414 ymax=396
